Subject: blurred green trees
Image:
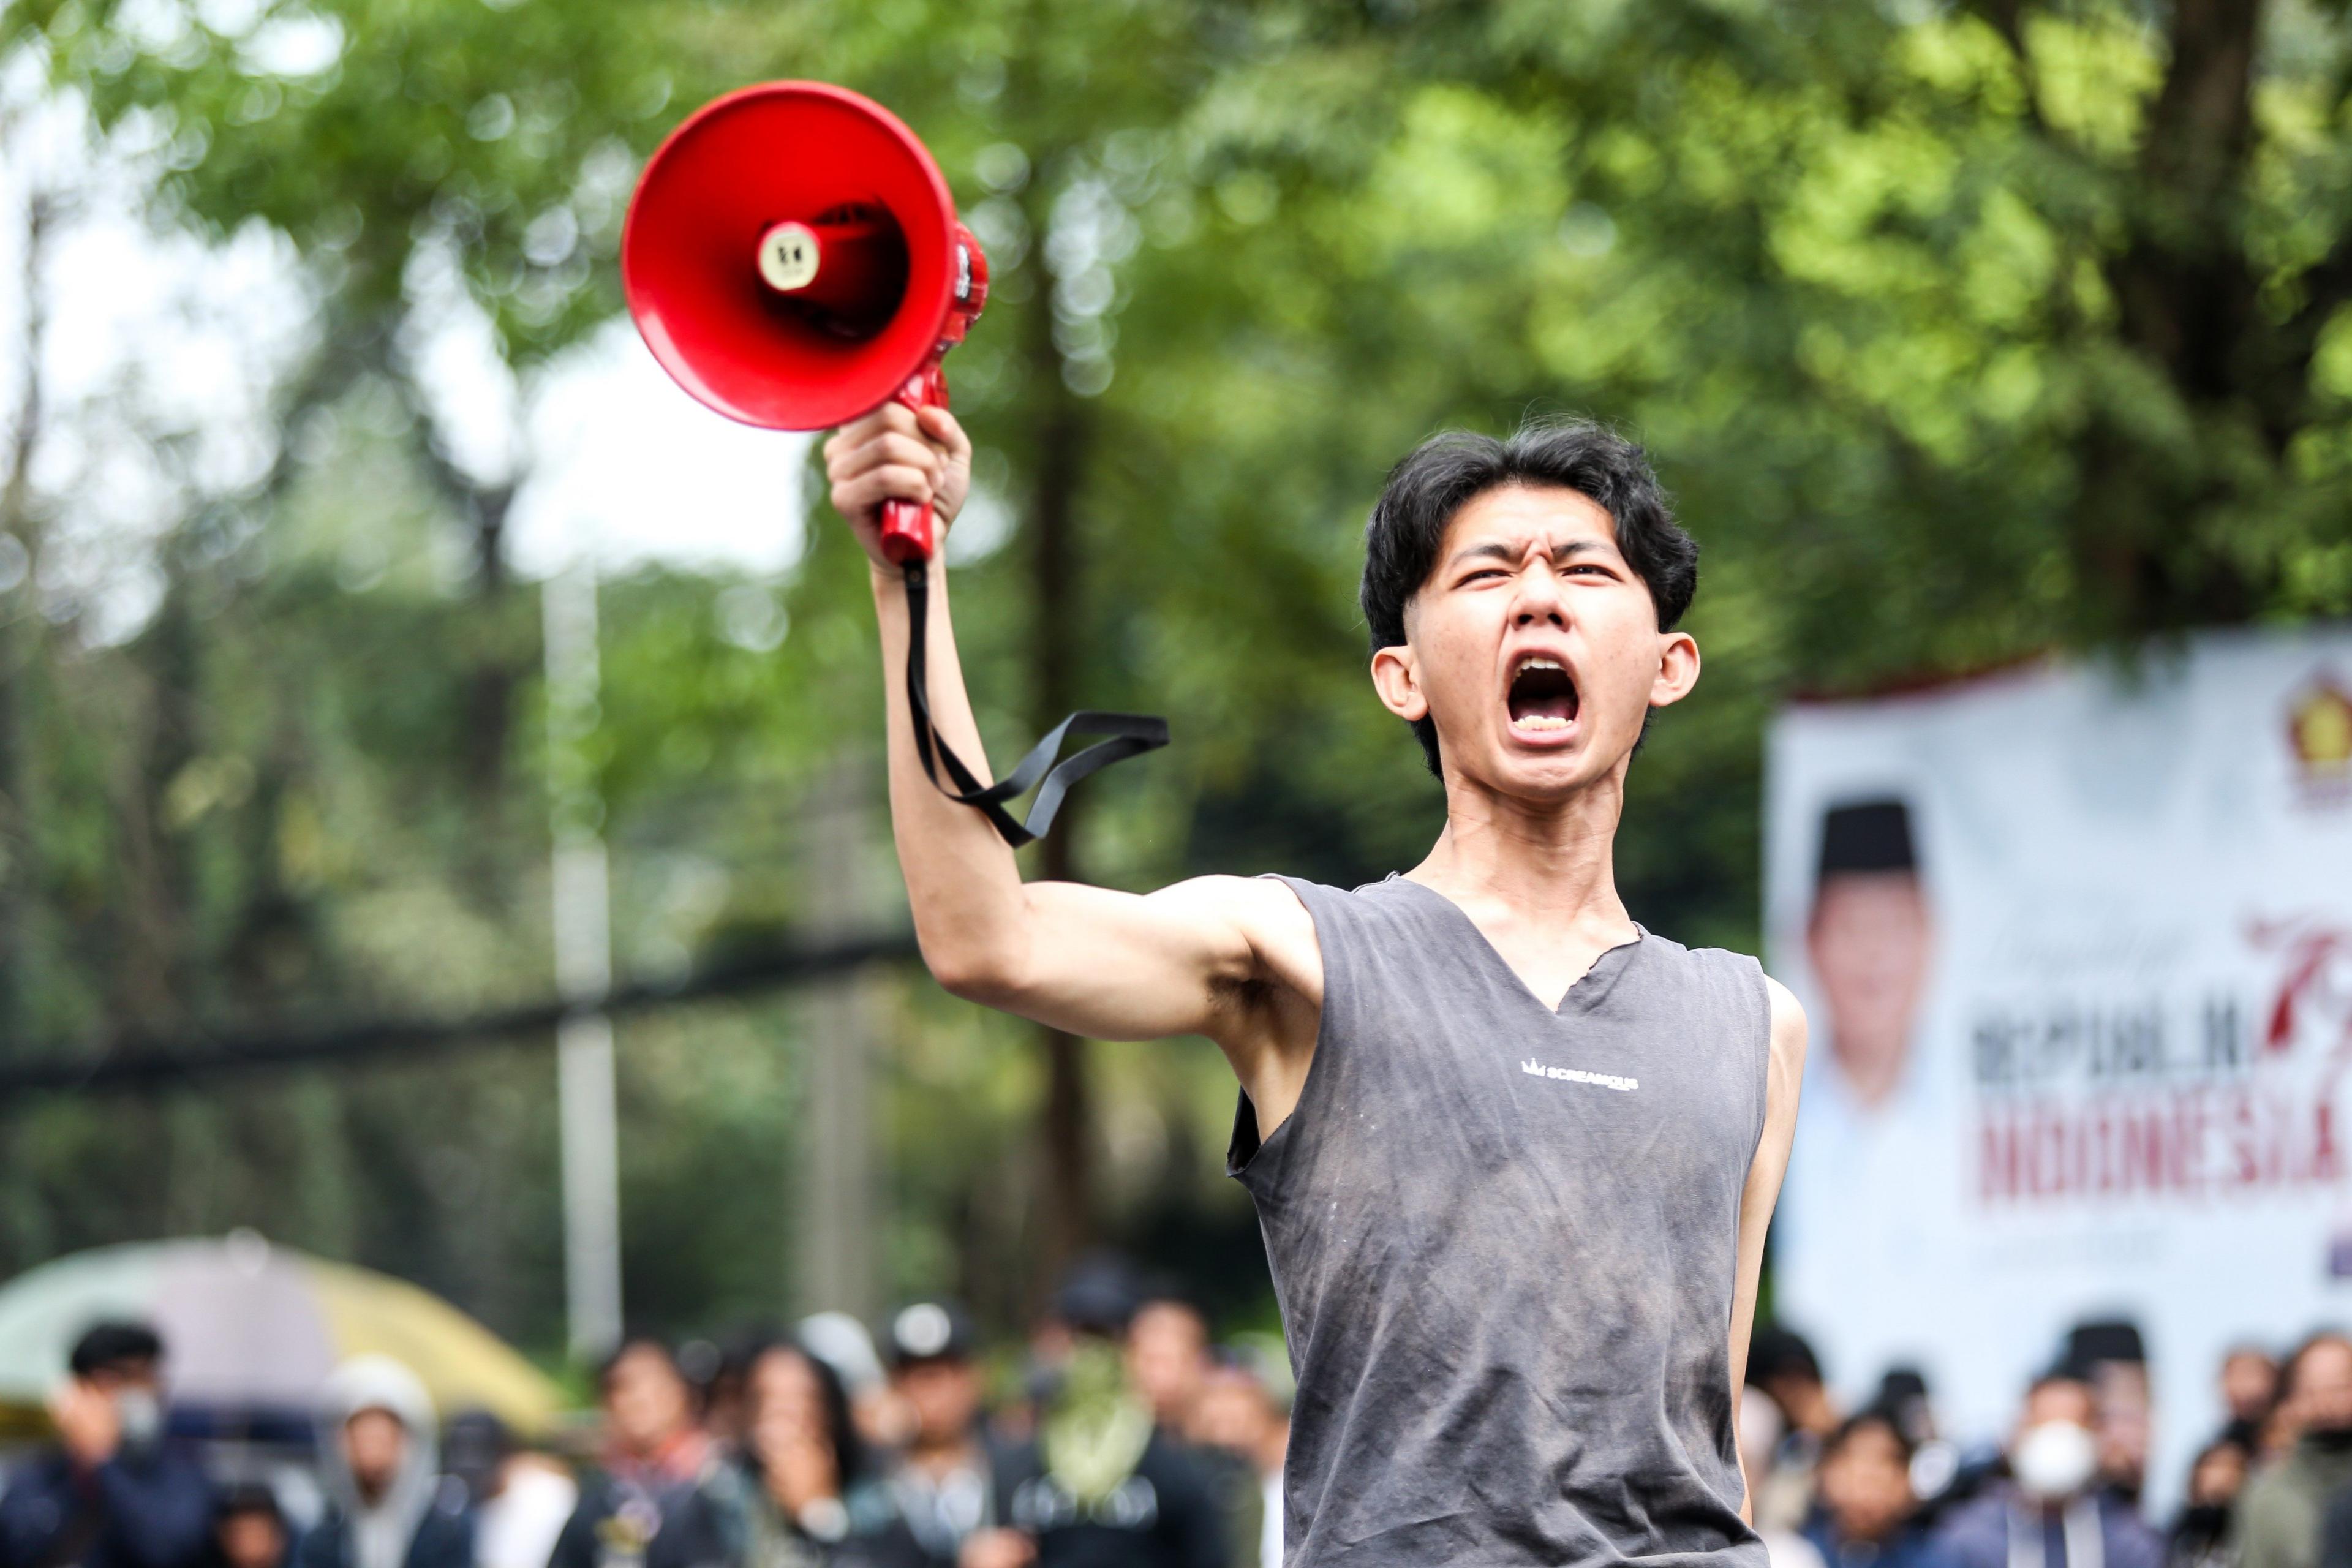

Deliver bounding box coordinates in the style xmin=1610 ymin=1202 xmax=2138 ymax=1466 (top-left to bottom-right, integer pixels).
xmin=1 ymin=0 xmax=2348 ymax=1353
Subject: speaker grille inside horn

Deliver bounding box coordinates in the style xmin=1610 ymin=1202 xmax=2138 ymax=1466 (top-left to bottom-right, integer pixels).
xmin=766 ymin=203 xmax=910 ymax=340
xmin=623 ymin=82 xmax=957 ymax=431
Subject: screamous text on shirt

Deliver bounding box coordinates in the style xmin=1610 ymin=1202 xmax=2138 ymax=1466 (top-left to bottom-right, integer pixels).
xmin=1521 ymin=1058 xmax=1639 ymax=1092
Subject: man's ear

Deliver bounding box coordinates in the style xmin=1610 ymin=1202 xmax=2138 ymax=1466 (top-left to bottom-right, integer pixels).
xmin=1649 ymin=631 xmax=1700 ymax=711
xmin=1370 ymin=644 xmax=1427 ymax=722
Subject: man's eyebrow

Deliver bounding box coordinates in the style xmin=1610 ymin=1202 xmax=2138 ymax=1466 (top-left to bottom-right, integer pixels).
xmin=1444 ymin=537 xmax=1617 ymax=567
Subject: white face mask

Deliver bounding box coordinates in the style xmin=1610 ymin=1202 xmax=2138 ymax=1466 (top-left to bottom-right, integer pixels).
xmin=2012 ymin=1420 xmax=2098 ymax=1501
xmin=115 ymin=1390 xmax=164 ymax=1448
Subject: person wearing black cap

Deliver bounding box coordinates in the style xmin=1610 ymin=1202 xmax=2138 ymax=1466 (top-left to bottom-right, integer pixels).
xmin=1807 ymin=798 xmax=1934 ymax=1113
xmin=878 ymin=1304 xmax=1014 ymax=1568
xmin=0 ymin=1321 xmax=214 ymax=1568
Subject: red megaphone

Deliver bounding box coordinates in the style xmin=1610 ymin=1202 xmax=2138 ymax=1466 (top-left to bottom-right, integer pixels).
xmin=622 ymin=81 xmax=987 ymax=564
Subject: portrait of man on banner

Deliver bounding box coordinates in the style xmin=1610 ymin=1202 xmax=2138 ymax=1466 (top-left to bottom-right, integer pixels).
xmin=1807 ymin=798 xmax=1936 ymax=1117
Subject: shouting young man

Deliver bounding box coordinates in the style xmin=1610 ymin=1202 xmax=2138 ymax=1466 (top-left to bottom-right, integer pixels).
xmin=823 ymin=406 xmax=1806 ymax=1567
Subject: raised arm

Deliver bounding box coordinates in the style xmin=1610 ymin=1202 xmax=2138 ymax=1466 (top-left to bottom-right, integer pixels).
xmin=822 ymin=405 xmax=1319 ymax=1079
xmin=1727 ymin=977 xmax=1807 ymax=1523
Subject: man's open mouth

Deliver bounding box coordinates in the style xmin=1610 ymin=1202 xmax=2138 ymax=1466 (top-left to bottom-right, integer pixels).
xmin=1507 ymin=656 xmax=1580 ymax=733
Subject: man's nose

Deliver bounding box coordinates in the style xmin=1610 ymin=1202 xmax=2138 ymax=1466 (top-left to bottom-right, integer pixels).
xmin=1510 ymin=560 xmax=1568 ymax=627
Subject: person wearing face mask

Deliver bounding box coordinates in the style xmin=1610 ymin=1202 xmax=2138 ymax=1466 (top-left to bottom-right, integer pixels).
xmin=296 ymin=1356 xmax=471 ymax=1568
xmin=2234 ymin=1333 xmax=2352 ymax=1568
xmin=1932 ymin=1373 xmax=2163 ymax=1568
xmin=0 ymin=1321 xmax=214 ymax=1568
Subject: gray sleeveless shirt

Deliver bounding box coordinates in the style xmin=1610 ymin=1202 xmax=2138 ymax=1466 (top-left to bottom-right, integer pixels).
xmin=1227 ymin=875 xmax=1773 ymax=1568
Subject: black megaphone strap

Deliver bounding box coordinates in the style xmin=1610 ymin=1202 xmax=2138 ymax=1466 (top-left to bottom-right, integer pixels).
xmin=901 ymin=559 xmax=1168 ymax=848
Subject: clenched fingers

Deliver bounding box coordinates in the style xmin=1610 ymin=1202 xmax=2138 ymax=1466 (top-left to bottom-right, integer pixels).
xmin=914 ymin=404 xmax=971 ymax=465
xmin=827 ymin=430 xmax=944 ymax=487
xmin=831 ymin=463 xmax=937 ymax=518
xmin=820 ymin=401 xmax=919 ymax=464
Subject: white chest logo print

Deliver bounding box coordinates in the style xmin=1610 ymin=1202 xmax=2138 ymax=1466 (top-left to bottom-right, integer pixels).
xmin=1521 ymin=1058 xmax=1639 ymax=1093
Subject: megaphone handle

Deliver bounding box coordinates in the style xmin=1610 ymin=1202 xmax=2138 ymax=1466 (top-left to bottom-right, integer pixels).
xmin=878 ymin=363 xmax=949 ymax=564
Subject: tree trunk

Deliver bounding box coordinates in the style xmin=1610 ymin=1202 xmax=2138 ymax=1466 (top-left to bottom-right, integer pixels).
xmin=464 ymin=483 xmax=518 ymax=801
xmin=0 ymin=189 xmax=56 ymax=1054
xmin=1025 ymin=235 xmax=1099 ymax=1296
xmin=388 ymin=368 xmax=521 ymax=810
xmin=2081 ymin=0 xmax=2266 ymax=631
xmin=126 ymin=562 xmax=202 ymax=1027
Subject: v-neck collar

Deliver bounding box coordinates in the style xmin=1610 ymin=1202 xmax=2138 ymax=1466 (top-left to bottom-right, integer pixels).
xmin=1386 ymin=874 xmax=1646 ymax=1016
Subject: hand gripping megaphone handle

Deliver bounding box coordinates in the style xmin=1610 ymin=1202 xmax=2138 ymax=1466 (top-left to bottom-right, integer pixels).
xmin=877 ymin=224 xmax=986 ymax=565
xmin=876 ymin=361 xmax=947 ymax=564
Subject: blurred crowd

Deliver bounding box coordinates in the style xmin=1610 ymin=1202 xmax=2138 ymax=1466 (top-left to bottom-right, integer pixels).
xmin=0 ymin=1260 xmax=1284 ymax=1568
xmin=1741 ymin=1321 xmax=2346 ymax=1568
xmin=4 ymin=1279 xmax=2346 ymax=1568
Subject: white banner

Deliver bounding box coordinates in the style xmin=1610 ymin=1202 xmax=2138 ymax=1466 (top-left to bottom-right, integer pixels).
xmin=1765 ymin=627 xmax=2352 ymax=1509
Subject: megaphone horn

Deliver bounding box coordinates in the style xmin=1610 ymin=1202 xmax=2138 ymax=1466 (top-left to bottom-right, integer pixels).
xmin=621 ymin=81 xmax=988 ymax=562
xmin=622 ymin=81 xmax=1162 ymax=848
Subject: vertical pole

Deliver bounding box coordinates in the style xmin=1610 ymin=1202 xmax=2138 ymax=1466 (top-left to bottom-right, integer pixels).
xmin=797 ymin=760 xmax=876 ymax=1320
xmin=543 ymin=562 xmax=622 ymax=1362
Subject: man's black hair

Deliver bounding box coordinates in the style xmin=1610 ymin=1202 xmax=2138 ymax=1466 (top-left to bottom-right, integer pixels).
xmin=2064 ymin=1318 xmax=2147 ymax=1370
xmin=1359 ymin=418 xmax=1698 ymax=778
xmin=2026 ymin=1366 xmax=2093 ymax=1398
xmin=595 ymin=1333 xmax=681 ymax=1395
xmin=1746 ymin=1325 xmax=1825 ymax=1390
xmin=1055 ymin=1252 xmax=1144 ymax=1339
xmin=1825 ymin=1406 xmax=1915 ymax=1464
xmin=70 ymin=1320 xmax=163 ymax=1379
xmin=214 ymin=1483 xmax=285 ymax=1525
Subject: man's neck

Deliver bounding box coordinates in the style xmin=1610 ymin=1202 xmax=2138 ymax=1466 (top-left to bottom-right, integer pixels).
xmin=1411 ymin=767 xmax=1630 ymax=933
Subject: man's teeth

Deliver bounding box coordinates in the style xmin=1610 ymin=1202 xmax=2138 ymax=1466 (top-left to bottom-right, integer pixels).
xmin=1520 ymin=657 xmax=1563 ymax=673
xmin=1513 ymin=715 xmax=1573 ymax=731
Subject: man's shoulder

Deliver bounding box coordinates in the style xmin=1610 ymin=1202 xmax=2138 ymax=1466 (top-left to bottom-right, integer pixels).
xmin=1635 ymin=935 xmax=1792 ymax=1023
xmin=1158 ymin=873 xmax=1314 ymax=910
xmin=1161 ymin=875 xmax=1322 ymax=982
